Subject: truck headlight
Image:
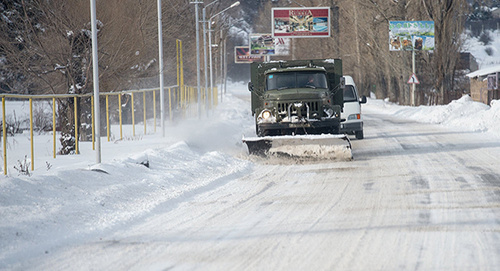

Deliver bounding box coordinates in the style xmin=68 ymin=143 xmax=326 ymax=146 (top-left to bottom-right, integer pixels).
xmin=257 ymin=109 xmax=275 ymax=123
xmin=262 ymin=110 xmax=272 ymax=120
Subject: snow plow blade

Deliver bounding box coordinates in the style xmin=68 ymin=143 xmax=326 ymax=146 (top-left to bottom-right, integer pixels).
xmin=243 ymin=134 xmax=352 ymax=160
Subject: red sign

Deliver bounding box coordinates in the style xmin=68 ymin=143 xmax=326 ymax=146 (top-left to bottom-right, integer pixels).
xmin=235 ymin=46 xmax=264 ymax=64
xmin=272 ymin=7 xmax=330 ymax=38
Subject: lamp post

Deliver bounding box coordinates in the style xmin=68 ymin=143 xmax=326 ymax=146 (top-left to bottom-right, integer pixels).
xmin=208 ymin=1 xmax=239 ymax=106
xmin=90 ymin=0 xmax=101 ymax=163
xmin=157 ymin=0 xmax=165 ymax=136
xmin=202 ymin=0 xmax=218 ymax=115
xmin=190 ymin=1 xmax=203 ymax=118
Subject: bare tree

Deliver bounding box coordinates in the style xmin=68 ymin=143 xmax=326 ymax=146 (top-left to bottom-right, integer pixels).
xmin=422 ymin=0 xmax=468 ymax=104
xmin=0 ymin=0 xmax=199 ymax=153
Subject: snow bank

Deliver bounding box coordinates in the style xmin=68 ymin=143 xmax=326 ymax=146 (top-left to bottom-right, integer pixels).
xmin=0 ymin=82 xmax=254 ymax=267
xmin=365 ymin=95 xmax=500 ymax=136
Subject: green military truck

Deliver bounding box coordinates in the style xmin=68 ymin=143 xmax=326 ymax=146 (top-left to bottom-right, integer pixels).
xmin=243 ymin=59 xmax=352 ymax=159
xmin=248 ymin=59 xmax=345 ymax=136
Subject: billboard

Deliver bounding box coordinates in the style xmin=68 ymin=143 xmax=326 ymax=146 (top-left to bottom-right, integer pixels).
xmin=250 ymin=33 xmax=275 ymax=55
xmin=389 ymin=21 xmax=434 ymax=51
xmin=235 ymin=46 xmax=264 ymax=64
xmin=272 ymin=7 xmax=330 ymax=38
xmin=249 ymin=34 xmax=290 ymax=56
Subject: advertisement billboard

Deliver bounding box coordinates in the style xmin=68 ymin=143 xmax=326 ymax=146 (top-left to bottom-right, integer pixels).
xmin=235 ymin=46 xmax=264 ymax=64
xmin=272 ymin=7 xmax=330 ymax=38
xmin=249 ymin=34 xmax=290 ymax=56
xmin=389 ymin=21 xmax=434 ymax=51
xmin=250 ymin=33 xmax=275 ymax=55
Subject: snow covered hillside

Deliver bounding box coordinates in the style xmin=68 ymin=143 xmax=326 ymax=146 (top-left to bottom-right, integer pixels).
xmin=464 ymin=29 xmax=500 ymax=68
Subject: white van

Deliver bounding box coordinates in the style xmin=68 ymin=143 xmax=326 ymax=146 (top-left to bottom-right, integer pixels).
xmin=341 ymin=76 xmax=366 ymax=139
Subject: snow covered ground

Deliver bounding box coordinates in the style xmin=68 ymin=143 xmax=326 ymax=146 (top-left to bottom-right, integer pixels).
xmin=368 ymin=95 xmax=500 ymax=136
xmin=1 ymin=82 xmax=500 ymax=270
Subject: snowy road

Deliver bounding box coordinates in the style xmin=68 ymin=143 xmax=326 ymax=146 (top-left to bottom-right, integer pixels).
xmin=19 ymin=104 xmax=500 ymax=270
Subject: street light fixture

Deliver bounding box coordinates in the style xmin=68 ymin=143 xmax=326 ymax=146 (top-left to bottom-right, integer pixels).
xmin=208 ymin=1 xmax=240 ymax=107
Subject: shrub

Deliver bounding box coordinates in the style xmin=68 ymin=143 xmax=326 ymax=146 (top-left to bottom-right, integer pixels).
xmin=479 ymin=31 xmax=492 ymax=45
xmin=485 ymin=47 xmax=493 ymax=56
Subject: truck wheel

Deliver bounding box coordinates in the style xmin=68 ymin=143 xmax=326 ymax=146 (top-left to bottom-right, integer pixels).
xmin=355 ymin=130 xmax=364 ymax=139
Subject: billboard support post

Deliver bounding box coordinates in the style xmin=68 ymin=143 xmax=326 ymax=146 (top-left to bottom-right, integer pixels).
xmin=412 ymin=49 xmax=416 ymax=106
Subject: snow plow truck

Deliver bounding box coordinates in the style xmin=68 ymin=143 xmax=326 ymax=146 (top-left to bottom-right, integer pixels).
xmin=243 ymin=59 xmax=352 ymax=160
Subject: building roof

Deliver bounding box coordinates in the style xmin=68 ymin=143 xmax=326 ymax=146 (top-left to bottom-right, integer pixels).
xmin=466 ymin=65 xmax=500 ymax=78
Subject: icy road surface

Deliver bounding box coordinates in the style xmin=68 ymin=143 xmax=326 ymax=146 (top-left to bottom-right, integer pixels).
xmin=11 ymin=105 xmax=499 ymax=271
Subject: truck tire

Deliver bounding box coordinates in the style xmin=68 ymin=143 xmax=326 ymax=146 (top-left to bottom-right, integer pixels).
xmin=355 ymin=130 xmax=364 ymax=139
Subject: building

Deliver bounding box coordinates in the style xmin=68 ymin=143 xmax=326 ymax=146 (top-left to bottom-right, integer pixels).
xmin=466 ymin=65 xmax=500 ymax=105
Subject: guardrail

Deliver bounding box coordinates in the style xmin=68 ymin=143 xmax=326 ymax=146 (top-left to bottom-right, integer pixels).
xmin=1 ymin=85 xmax=218 ymax=175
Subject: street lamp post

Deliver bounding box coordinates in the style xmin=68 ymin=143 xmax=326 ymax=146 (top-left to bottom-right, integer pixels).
xmin=202 ymin=0 xmax=218 ymax=115
xmin=157 ymin=0 xmax=165 ymax=136
xmin=208 ymin=1 xmax=240 ymax=106
xmin=220 ymin=29 xmax=223 ymax=103
xmin=90 ymin=0 xmax=101 ymax=163
xmin=190 ymin=1 xmax=203 ymax=118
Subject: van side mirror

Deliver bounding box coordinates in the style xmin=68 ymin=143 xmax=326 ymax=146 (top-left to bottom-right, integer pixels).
xmin=248 ymin=82 xmax=254 ymax=92
xmin=360 ymin=95 xmax=367 ymax=104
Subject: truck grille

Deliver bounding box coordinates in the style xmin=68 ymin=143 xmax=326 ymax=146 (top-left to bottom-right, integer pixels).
xmin=277 ymin=101 xmax=320 ymax=116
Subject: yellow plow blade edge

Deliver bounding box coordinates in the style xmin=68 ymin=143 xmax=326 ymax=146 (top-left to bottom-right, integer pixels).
xmin=243 ymin=134 xmax=352 ymax=160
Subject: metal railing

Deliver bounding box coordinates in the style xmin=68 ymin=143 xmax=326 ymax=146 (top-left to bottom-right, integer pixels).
xmin=1 ymin=85 xmax=218 ymax=175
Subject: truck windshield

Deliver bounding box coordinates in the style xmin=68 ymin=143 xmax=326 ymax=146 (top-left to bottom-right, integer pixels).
xmin=266 ymin=71 xmax=328 ymax=91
